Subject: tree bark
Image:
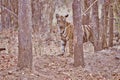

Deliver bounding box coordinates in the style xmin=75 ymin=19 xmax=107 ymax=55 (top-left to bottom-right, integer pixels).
xmin=10 ymin=0 xmax=18 ymax=28
xmin=0 ymin=0 xmax=2 ymax=30
xmin=109 ymin=5 xmax=114 ymax=47
xmin=1 ymin=0 xmax=11 ymax=28
xmin=101 ymin=2 xmax=108 ymax=49
xmin=91 ymin=0 xmax=100 ymax=51
xmin=82 ymin=0 xmax=90 ymax=25
xmin=72 ymin=0 xmax=84 ymax=67
xmin=18 ymin=0 xmax=33 ymax=70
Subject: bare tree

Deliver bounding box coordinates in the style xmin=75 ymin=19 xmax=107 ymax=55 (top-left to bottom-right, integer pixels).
xmin=82 ymin=0 xmax=90 ymax=25
xmin=1 ymin=0 xmax=11 ymax=28
xmin=0 ymin=0 xmax=18 ymax=30
xmin=109 ymin=5 xmax=114 ymax=47
xmin=17 ymin=0 xmax=33 ymax=70
xmin=114 ymin=0 xmax=120 ymax=32
xmin=0 ymin=0 xmax=2 ymax=30
xmin=101 ymin=1 xmax=109 ymax=49
xmin=91 ymin=0 xmax=100 ymax=51
xmin=10 ymin=0 xmax=18 ymax=28
xmin=72 ymin=0 xmax=84 ymax=67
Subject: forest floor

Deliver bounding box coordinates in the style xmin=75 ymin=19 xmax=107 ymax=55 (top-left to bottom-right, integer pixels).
xmin=0 ymin=28 xmax=120 ymax=80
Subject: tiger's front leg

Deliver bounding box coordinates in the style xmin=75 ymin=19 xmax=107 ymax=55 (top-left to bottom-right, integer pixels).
xmin=61 ymin=39 xmax=67 ymax=53
xmin=58 ymin=39 xmax=67 ymax=56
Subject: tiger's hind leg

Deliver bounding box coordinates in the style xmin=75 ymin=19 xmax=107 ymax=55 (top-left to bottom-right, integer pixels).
xmin=58 ymin=40 xmax=67 ymax=56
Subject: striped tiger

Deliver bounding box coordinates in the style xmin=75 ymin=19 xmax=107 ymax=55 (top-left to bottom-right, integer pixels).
xmin=56 ymin=14 xmax=94 ymax=56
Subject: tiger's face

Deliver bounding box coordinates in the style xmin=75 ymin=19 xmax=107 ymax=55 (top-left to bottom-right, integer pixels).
xmin=56 ymin=14 xmax=68 ymax=35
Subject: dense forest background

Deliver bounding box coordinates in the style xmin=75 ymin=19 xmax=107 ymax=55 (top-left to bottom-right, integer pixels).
xmin=0 ymin=0 xmax=120 ymax=55
xmin=0 ymin=0 xmax=120 ymax=80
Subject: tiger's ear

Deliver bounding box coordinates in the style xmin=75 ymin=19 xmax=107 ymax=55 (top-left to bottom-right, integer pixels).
xmin=56 ymin=14 xmax=59 ymax=18
xmin=65 ymin=14 xmax=69 ymax=18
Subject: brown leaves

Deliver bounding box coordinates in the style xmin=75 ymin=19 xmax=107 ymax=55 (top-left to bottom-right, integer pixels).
xmin=0 ymin=54 xmax=17 ymax=71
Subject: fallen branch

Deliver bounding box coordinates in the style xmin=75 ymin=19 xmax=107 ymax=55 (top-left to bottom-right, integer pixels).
xmin=0 ymin=48 xmax=6 ymax=51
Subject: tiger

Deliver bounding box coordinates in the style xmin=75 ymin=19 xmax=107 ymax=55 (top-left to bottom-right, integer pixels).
xmin=56 ymin=14 xmax=94 ymax=56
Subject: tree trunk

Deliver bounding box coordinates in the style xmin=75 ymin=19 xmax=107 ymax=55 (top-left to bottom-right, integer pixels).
xmin=109 ymin=5 xmax=114 ymax=47
xmin=72 ymin=0 xmax=84 ymax=67
xmin=1 ymin=0 xmax=6 ymax=29
xmin=101 ymin=2 xmax=108 ymax=49
xmin=82 ymin=0 xmax=90 ymax=25
xmin=0 ymin=0 xmax=2 ymax=30
xmin=91 ymin=0 xmax=100 ymax=51
xmin=1 ymin=0 xmax=11 ymax=28
xmin=18 ymin=0 xmax=33 ymax=70
xmin=114 ymin=0 xmax=120 ymax=33
xmin=10 ymin=0 xmax=18 ymax=28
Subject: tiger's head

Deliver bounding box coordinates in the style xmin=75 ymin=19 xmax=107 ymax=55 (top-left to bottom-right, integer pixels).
xmin=56 ymin=14 xmax=69 ymax=34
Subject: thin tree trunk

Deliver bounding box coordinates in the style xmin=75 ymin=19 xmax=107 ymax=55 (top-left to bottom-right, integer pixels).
xmin=1 ymin=0 xmax=5 ymax=28
xmin=72 ymin=0 xmax=84 ymax=67
xmin=18 ymin=0 xmax=33 ymax=70
xmin=101 ymin=3 xmax=108 ymax=49
xmin=82 ymin=0 xmax=90 ymax=25
xmin=109 ymin=5 xmax=114 ymax=47
xmin=32 ymin=0 xmax=42 ymax=33
xmin=10 ymin=0 xmax=18 ymax=28
xmin=1 ymin=0 xmax=11 ymax=28
xmin=0 ymin=0 xmax=2 ymax=30
xmin=91 ymin=0 xmax=100 ymax=51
